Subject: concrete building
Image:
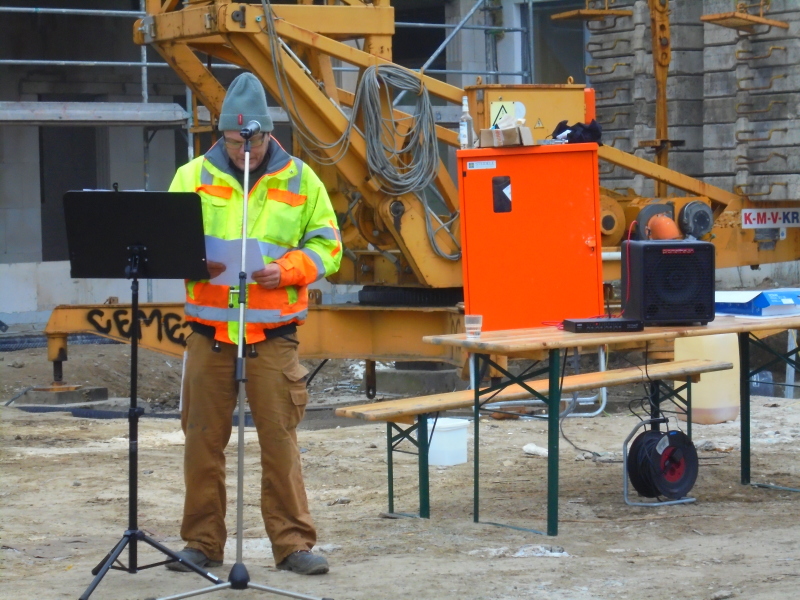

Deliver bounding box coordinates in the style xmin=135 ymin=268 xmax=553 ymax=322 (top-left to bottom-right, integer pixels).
xmin=1 ymin=0 xmax=798 ymax=327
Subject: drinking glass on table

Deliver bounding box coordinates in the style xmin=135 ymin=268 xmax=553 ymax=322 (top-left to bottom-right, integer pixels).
xmin=465 ymin=314 xmax=483 ymax=338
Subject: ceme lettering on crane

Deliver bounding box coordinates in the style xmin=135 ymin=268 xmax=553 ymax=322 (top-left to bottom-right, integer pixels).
xmin=741 ymin=209 xmax=800 ymax=229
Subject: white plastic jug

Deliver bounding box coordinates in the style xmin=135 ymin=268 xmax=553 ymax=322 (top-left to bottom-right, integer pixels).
xmin=675 ymin=333 xmax=740 ymax=424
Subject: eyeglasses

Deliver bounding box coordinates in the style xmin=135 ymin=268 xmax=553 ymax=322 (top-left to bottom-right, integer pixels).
xmin=223 ymin=133 xmax=267 ymax=150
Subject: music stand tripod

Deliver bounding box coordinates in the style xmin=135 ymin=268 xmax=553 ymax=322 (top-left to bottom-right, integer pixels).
xmin=152 ymin=122 xmax=332 ymax=600
xmin=63 ymin=189 xmax=226 ymax=599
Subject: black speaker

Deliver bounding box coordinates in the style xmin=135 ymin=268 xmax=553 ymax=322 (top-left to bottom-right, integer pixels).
xmin=621 ymin=240 xmax=715 ymax=325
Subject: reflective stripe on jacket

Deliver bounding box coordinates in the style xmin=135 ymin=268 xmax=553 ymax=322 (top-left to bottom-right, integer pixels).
xmin=169 ymin=137 xmax=342 ymax=344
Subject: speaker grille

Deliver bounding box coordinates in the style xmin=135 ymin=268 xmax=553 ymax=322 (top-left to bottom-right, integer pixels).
xmin=623 ymin=241 xmax=715 ymax=325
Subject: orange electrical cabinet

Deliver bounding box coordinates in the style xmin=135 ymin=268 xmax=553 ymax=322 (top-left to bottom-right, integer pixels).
xmin=457 ymin=143 xmax=604 ymax=332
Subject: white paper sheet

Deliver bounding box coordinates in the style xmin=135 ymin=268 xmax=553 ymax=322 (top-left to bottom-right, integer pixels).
xmin=716 ymin=311 xmax=800 ymax=320
xmin=204 ymin=236 xmax=264 ymax=286
xmin=715 ymin=291 xmax=762 ymax=303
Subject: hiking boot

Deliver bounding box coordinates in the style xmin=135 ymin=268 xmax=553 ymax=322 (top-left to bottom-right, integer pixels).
xmin=165 ymin=547 xmax=223 ymax=572
xmin=276 ymin=550 xmax=329 ymax=575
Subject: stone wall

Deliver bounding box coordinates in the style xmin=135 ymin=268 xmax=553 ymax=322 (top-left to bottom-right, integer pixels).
xmin=590 ymin=0 xmax=799 ymax=207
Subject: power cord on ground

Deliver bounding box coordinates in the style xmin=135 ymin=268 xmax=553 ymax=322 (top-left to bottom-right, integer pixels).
xmin=557 ymin=349 xmax=600 ymax=457
xmin=4 ymin=386 xmax=33 ymax=407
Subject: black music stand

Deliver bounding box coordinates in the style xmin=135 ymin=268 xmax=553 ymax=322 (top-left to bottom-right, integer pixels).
xmin=63 ymin=189 xmax=224 ymax=599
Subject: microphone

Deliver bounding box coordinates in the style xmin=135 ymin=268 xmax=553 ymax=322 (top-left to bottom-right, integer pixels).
xmin=240 ymin=120 xmax=261 ymax=139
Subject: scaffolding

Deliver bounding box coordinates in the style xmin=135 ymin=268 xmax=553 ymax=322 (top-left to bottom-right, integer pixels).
xmin=0 ymin=0 xmax=535 ymax=303
xmin=0 ymin=0 xmax=535 ymax=233
xmin=0 ymin=1 xmax=536 ymax=128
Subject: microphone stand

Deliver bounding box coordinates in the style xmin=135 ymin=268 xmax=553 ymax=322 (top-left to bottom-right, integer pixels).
xmin=157 ymin=130 xmax=332 ymax=600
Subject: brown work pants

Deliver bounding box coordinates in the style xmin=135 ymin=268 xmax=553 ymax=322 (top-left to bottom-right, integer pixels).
xmin=180 ymin=332 xmax=315 ymax=565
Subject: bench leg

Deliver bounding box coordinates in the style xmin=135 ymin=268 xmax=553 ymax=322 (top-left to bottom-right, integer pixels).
xmin=687 ymin=381 xmax=692 ymax=441
xmin=386 ymin=422 xmax=394 ymax=514
xmin=385 ymin=418 xmax=431 ymax=519
xmin=647 ymin=378 xmax=695 ymax=439
xmin=648 ymin=381 xmax=661 ymax=430
xmin=648 ymin=378 xmax=692 ymax=440
xmin=418 ymin=414 xmax=430 ymax=519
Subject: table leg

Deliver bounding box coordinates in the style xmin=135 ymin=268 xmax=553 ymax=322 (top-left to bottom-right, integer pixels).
xmin=547 ymin=349 xmax=560 ymax=536
xmin=744 ymin=329 xmax=800 ymax=492
xmin=473 ymin=352 xmax=482 ymax=523
xmin=738 ymin=332 xmax=751 ymax=485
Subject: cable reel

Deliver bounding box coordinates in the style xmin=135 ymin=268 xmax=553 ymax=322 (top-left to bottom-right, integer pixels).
xmin=627 ymin=429 xmax=698 ymax=499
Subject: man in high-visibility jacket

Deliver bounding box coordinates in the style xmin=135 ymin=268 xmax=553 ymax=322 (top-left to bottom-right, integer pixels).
xmin=166 ymin=73 xmax=341 ymax=576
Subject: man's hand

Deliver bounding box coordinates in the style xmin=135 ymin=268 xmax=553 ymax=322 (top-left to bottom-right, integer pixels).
xmin=206 ymin=260 xmax=226 ymax=279
xmin=252 ymin=264 xmax=282 ymax=289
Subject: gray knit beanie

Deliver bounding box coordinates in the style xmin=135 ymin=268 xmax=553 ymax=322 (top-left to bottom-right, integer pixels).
xmin=218 ymin=73 xmax=274 ymax=132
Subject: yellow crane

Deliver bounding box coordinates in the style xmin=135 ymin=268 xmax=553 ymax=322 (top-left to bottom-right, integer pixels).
xmin=42 ymin=0 xmax=799 ymax=393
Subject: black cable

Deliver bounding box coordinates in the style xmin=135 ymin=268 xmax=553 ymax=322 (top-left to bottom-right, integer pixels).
xmin=644 ymin=341 xmax=661 ymax=423
xmin=617 ymin=349 xmax=650 ymax=400
xmin=643 ymin=342 xmax=691 ymax=435
xmin=305 ymin=358 xmax=329 ymax=388
xmin=614 ymin=350 xmax=651 ymax=422
xmin=557 ymin=349 xmax=600 ymax=457
xmin=4 ymin=386 xmax=33 ymax=407
xmin=560 ymin=416 xmax=598 ymax=457
xmin=632 ymin=430 xmax=663 ymax=498
xmin=628 ymin=395 xmax=645 ymax=421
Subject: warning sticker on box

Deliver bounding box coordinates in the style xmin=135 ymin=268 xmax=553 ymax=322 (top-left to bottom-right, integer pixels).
xmin=466 ymin=160 xmax=496 ymax=170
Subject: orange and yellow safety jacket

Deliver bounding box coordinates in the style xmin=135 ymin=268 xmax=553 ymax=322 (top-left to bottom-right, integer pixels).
xmin=169 ymin=137 xmax=342 ymax=344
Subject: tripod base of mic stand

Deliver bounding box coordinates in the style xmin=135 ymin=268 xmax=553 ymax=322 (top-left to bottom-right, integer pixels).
xmin=229 ymin=562 xmax=250 ymax=589
xmin=80 ymin=530 xmax=223 ymax=600
xmin=154 ymin=561 xmax=334 ymax=600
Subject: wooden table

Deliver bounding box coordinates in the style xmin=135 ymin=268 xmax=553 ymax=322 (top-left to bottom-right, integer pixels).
xmin=424 ymin=315 xmax=800 ymax=536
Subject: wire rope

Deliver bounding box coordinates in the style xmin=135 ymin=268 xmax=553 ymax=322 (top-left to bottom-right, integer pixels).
xmin=259 ymin=0 xmax=439 ymax=194
xmin=258 ymin=0 xmax=459 ymax=259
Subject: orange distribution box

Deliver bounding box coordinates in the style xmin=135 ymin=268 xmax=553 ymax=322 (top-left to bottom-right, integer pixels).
xmin=457 ymin=143 xmax=604 ymax=332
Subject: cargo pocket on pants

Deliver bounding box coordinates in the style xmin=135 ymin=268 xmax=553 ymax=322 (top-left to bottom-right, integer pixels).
xmin=283 ymin=363 xmax=309 ymax=407
xmin=290 ymin=388 xmax=309 ymax=407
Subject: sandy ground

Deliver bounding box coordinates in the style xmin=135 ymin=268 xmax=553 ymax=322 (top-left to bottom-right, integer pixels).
xmin=2 ymin=344 xmax=800 ymax=600
xmin=0 ymin=343 xmax=375 ymax=409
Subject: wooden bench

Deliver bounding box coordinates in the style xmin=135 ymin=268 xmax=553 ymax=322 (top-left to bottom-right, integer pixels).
xmin=335 ymin=358 xmax=733 ymax=518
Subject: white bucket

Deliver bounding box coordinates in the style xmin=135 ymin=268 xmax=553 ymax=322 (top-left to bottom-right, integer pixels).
xmin=427 ymin=418 xmax=469 ymax=466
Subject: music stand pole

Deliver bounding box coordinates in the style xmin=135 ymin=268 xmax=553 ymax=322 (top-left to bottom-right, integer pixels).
xmin=80 ymin=246 xmax=225 ymax=600
xmin=155 ymin=128 xmax=332 ymax=600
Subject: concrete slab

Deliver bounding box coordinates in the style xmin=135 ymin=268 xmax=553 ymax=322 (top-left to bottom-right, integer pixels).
xmin=13 ymin=397 xmax=151 ymax=414
xmin=376 ymin=368 xmax=468 ymax=396
xmin=16 ymin=386 xmax=108 ymax=405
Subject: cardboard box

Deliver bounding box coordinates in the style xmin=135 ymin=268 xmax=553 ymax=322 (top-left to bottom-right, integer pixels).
xmin=479 ymin=126 xmax=534 ymax=148
xmin=715 ymin=288 xmax=800 ymax=317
